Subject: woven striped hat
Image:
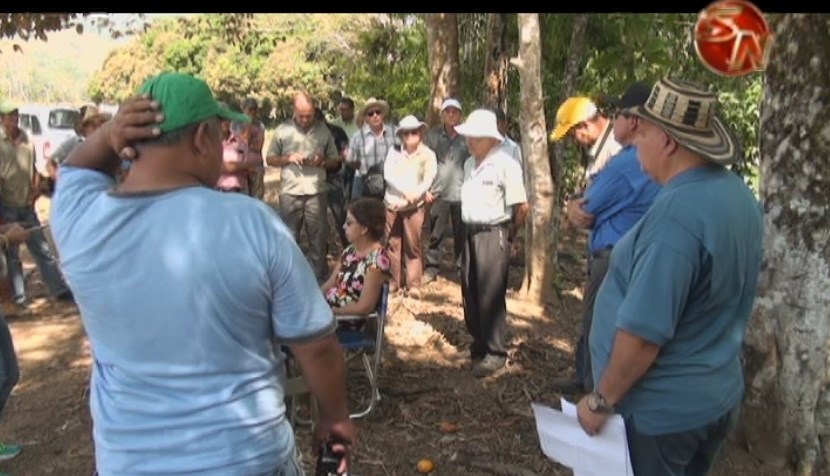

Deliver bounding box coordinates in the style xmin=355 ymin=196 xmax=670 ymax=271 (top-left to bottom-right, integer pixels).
xmin=625 ymin=77 xmax=740 ymax=165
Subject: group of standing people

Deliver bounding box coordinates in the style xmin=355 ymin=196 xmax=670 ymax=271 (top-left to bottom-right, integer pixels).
xmin=267 ymin=92 xmax=530 ymax=377
xmin=545 ymin=78 xmax=764 ymax=476
xmin=0 ymin=67 xmax=766 ymax=476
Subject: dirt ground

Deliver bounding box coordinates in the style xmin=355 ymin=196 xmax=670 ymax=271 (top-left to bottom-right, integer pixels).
xmin=0 ymin=196 xmax=790 ymax=476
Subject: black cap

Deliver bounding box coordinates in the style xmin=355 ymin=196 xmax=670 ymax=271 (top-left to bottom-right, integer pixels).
xmin=607 ymin=81 xmax=653 ymax=110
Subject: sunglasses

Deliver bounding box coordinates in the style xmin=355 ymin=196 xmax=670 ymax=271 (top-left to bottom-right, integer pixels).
xmin=366 ymin=110 xmax=383 ymax=117
xmin=403 ymin=130 xmax=420 ymax=136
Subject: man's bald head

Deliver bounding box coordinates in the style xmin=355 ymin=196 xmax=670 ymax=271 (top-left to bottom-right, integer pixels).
xmin=294 ymin=92 xmax=316 ymax=131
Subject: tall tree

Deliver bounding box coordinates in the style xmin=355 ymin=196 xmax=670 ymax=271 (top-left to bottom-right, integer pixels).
xmin=512 ymin=13 xmax=554 ymax=307
xmin=482 ymin=13 xmax=510 ymax=110
xmin=425 ymin=14 xmax=461 ymax=127
xmin=742 ymin=13 xmax=830 ymax=476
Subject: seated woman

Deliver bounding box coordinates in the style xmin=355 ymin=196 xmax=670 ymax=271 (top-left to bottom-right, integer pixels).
xmin=320 ymin=197 xmax=391 ymax=323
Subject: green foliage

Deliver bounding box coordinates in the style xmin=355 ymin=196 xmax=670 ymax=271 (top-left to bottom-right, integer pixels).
xmin=85 ymin=12 xmax=763 ymax=196
xmin=332 ymin=15 xmax=430 ymax=121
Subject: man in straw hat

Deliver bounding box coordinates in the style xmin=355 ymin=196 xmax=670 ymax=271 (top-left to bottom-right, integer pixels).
xmin=455 ymin=109 xmax=528 ymax=377
xmin=50 ymin=72 xmax=354 ymax=475
xmin=51 ymin=105 xmax=112 ymax=171
xmin=576 ymin=77 xmax=763 ymax=476
xmin=346 ymin=97 xmax=397 ymax=200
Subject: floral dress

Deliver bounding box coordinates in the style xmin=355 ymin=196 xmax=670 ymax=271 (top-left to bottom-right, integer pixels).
xmin=325 ymin=244 xmax=391 ymax=309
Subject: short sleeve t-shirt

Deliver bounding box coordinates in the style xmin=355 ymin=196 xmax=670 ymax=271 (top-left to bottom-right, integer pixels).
xmin=50 ymin=166 xmax=336 ymax=474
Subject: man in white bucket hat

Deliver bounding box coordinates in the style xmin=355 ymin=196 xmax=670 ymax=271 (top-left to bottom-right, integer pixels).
xmin=577 ymin=77 xmax=763 ymax=476
xmin=455 ymin=109 xmax=528 ymax=377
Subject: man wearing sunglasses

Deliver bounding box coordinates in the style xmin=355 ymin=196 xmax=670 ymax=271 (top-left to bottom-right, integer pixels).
xmin=346 ymin=98 xmax=397 ymax=200
xmin=550 ymin=83 xmax=662 ymax=394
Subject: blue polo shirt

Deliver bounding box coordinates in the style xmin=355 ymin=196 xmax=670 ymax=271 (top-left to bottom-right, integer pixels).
xmin=51 ymin=166 xmax=336 ymax=475
xmin=583 ymin=146 xmax=661 ymax=253
xmin=589 ymin=163 xmax=763 ymax=435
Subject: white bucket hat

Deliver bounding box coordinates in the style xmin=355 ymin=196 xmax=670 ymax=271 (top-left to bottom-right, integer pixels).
xmin=396 ymin=115 xmax=427 ymax=134
xmin=454 ymin=109 xmax=504 ymax=141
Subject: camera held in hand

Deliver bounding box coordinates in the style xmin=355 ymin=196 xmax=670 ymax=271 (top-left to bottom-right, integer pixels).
xmin=315 ymin=441 xmax=346 ymax=476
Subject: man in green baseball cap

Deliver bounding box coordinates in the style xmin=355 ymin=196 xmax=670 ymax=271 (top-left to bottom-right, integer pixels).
xmin=49 ymin=72 xmax=355 ymax=475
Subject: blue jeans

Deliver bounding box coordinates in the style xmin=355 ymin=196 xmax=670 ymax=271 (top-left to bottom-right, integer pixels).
xmin=0 ymin=312 xmax=19 ymax=416
xmin=626 ymin=403 xmax=740 ymax=476
xmin=1 ymin=205 xmax=69 ymax=303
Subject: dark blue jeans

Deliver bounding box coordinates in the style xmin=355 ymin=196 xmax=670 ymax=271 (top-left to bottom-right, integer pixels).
xmin=1 ymin=205 xmax=69 ymax=303
xmin=626 ymin=403 xmax=741 ymax=476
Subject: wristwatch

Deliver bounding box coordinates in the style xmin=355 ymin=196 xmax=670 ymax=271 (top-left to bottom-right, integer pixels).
xmin=587 ymin=391 xmax=615 ymax=414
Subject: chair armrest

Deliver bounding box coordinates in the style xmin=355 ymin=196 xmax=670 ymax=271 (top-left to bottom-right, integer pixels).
xmin=336 ymin=312 xmax=379 ymax=322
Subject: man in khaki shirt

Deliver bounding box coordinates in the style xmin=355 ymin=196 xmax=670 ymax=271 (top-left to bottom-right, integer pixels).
xmin=266 ymin=93 xmax=340 ymax=281
xmin=0 ymin=102 xmax=71 ymax=306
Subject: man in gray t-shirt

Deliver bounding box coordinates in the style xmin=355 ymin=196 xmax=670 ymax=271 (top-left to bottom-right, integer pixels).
xmin=423 ymin=98 xmax=468 ymax=282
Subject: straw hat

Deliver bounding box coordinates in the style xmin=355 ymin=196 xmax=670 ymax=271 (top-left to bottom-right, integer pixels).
xmin=359 ymin=97 xmax=390 ymax=119
xmin=624 ymin=77 xmax=740 ymax=165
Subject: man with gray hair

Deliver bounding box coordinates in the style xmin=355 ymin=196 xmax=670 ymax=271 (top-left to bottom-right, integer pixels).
xmin=423 ymin=98 xmax=468 ymax=282
xmin=577 ymin=78 xmax=762 ymax=476
xmin=455 ymin=109 xmax=529 ymax=377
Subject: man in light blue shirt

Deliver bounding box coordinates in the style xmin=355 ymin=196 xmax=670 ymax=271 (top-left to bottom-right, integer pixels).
xmin=51 ymin=73 xmax=354 ymax=476
xmin=578 ymin=78 xmax=763 ymax=476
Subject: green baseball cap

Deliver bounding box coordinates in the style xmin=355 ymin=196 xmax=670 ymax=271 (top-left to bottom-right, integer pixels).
xmin=138 ymin=72 xmax=250 ymax=132
xmin=0 ymin=100 xmax=19 ymax=114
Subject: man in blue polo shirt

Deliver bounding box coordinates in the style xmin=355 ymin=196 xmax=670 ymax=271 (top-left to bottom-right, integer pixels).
xmin=554 ymin=82 xmax=661 ymax=393
xmin=578 ymin=78 xmax=763 ymax=476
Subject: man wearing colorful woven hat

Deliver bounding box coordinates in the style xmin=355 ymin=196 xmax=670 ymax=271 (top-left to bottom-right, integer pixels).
xmin=50 ymin=72 xmax=354 ymax=476
xmin=577 ymin=77 xmax=763 ymax=476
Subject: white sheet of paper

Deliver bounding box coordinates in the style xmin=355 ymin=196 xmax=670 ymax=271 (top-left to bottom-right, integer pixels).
xmin=531 ymin=400 xmax=634 ymax=476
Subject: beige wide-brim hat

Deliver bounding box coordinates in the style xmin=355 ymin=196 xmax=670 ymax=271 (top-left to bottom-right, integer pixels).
xmin=396 ymin=115 xmax=427 ymax=134
xmin=454 ymin=109 xmax=504 ymax=141
xmin=80 ymin=105 xmax=112 ymax=126
xmin=358 ymin=97 xmax=390 ymax=119
xmin=625 ymin=77 xmax=740 ymax=165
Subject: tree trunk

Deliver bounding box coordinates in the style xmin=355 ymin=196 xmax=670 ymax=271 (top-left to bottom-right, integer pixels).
xmin=522 ymin=13 xmax=588 ymax=305
xmin=742 ymin=13 xmax=830 ymax=476
xmin=425 ymin=14 xmax=461 ymax=127
xmin=482 ymin=13 xmax=510 ymax=111
xmin=551 ymin=14 xmax=588 ymax=180
xmin=512 ymin=14 xmax=553 ymax=308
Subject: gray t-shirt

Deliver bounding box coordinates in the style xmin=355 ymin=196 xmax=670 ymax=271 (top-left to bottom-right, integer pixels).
xmin=52 ymin=135 xmax=84 ymax=165
xmin=424 ymin=125 xmax=468 ymax=203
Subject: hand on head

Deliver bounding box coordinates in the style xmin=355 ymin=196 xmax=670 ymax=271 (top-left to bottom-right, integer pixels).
xmin=108 ymin=95 xmax=166 ymax=161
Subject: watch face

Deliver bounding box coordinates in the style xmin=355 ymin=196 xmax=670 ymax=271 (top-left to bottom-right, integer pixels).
xmin=587 ymin=394 xmax=598 ymax=411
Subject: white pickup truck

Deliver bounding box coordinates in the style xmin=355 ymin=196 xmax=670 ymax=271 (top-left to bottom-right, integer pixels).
xmin=17 ymin=104 xmax=81 ymax=177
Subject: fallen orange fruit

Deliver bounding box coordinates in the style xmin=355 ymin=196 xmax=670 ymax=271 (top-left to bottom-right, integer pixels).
xmin=439 ymin=421 xmax=460 ymax=433
xmin=417 ymin=458 xmax=436 ymax=473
